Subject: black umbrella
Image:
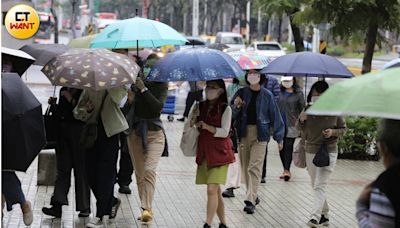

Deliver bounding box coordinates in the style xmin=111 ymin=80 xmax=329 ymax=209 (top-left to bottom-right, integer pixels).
xmin=20 ymin=44 xmax=69 ymax=66
xmin=2 ymin=73 xmax=46 ymax=172
xmin=1 ymin=47 xmax=35 ymax=76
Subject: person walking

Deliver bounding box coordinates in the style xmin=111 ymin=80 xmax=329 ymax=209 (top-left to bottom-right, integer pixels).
xmin=188 ymin=79 xmax=234 ymax=228
xmin=261 ymin=74 xmax=281 ymax=183
xmin=2 ymin=171 xmax=33 ymax=226
xmin=222 ymin=78 xmax=243 ymax=198
xmin=298 ymin=81 xmax=347 ymax=227
xmin=178 ymin=81 xmax=204 ymax=122
xmin=74 ymin=85 xmax=129 ymax=227
xmin=42 ymin=87 xmax=91 ymax=218
xmin=232 ymin=71 xmax=285 ymax=214
xmin=356 ymin=119 xmax=400 ymax=227
xmin=277 ymin=76 xmax=305 ymax=181
xmin=125 ymin=54 xmax=168 ymax=224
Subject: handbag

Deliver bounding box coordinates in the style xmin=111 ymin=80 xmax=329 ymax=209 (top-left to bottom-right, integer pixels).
xmin=43 ymin=104 xmax=59 ymax=149
xmin=313 ymin=141 xmax=330 ymax=167
xmin=80 ymin=92 xmax=107 ymax=149
xmin=293 ymin=138 xmax=306 ymax=168
xmin=180 ymin=125 xmax=199 ymax=157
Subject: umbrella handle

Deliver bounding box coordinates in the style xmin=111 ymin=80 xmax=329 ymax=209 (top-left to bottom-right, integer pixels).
xmin=52 ymin=85 xmax=57 ymax=97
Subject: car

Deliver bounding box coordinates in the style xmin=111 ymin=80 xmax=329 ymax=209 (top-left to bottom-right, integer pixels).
xmin=215 ymin=32 xmax=245 ymax=52
xmin=247 ymin=41 xmax=286 ymax=59
xmin=177 ymin=36 xmax=206 ymax=50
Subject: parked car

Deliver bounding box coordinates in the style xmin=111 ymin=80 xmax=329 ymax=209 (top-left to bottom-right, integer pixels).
xmin=247 ymin=41 xmax=286 ymax=60
xmin=215 ymin=32 xmax=245 ymax=52
xmin=177 ymin=36 xmax=206 ymax=50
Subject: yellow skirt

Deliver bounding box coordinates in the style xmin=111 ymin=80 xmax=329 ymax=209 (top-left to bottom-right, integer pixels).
xmin=195 ymin=161 xmax=228 ymax=185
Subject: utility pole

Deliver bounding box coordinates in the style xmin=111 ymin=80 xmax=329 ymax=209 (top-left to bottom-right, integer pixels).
xmin=257 ymin=7 xmax=261 ymax=40
xmin=192 ymin=0 xmax=199 ymax=36
xmin=312 ymin=26 xmax=320 ymax=53
xmin=246 ymin=1 xmax=250 ymax=42
xmin=203 ymin=0 xmax=208 ymax=35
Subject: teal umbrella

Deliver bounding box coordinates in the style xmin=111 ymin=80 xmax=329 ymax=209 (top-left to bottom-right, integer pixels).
xmin=90 ymin=17 xmax=187 ymax=49
xmin=307 ymin=68 xmax=400 ymax=120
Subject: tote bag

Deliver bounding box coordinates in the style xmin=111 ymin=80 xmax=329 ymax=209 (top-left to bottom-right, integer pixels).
xmin=293 ymin=138 xmax=306 ymax=168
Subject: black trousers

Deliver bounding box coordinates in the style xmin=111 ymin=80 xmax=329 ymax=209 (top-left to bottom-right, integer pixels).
xmin=51 ymin=122 xmax=90 ymax=211
xmin=86 ymin=121 xmax=119 ymax=218
xmin=262 ymin=146 xmax=268 ymax=179
xmin=279 ymin=137 xmax=296 ymax=171
xmin=183 ymin=90 xmax=203 ymax=117
xmin=117 ymin=133 xmax=133 ymax=186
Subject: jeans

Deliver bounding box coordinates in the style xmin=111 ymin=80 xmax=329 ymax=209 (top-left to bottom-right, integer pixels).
xmin=2 ymin=171 xmax=25 ymax=211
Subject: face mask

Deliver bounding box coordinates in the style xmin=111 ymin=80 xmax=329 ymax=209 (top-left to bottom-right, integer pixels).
xmin=311 ymin=96 xmax=319 ymax=104
xmin=247 ymin=73 xmax=260 ymax=85
xmin=282 ymin=81 xmax=293 ymax=89
xmin=143 ymin=67 xmax=151 ymax=77
xmin=206 ymin=88 xmax=221 ymax=100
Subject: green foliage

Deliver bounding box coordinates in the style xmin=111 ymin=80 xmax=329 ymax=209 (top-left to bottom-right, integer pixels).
xmin=338 ymin=117 xmax=379 ymax=160
xmin=327 ymin=45 xmax=346 ymax=56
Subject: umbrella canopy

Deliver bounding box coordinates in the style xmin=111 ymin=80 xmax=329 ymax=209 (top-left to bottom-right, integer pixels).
xmin=1 ymin=47 xmax=35 ymax=76
xmin=20 ymin=44 xmax=69 ymax=66
xmin=68 ymin=34 xmax=97 ymax=48
xmin=90 ymin=16 xmax=187 ymax=49
xmin=2 ymin=73 xmax=46 ymax=171
xmin=261 ymin=51 xmax=354 ymax=78
xmin=307 ymin=68 xmax=400 ymax=120
xmin=147 ymin=47 xmax=244 ymax=82
xmin=383 ymin=58 xmax=400 ymax=69
xmin=228 ymin=51 xmax=272 ymax=70
xmin=41 ymin=48 xmax=140 ymax=90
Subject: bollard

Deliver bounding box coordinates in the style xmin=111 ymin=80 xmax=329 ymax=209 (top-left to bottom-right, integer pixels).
xmin=37 ymin=149 xmax=57 ymax=186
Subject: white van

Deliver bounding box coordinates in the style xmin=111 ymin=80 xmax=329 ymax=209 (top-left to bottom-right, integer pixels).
xmin=215 ymin=32 xmax=245 ymax=52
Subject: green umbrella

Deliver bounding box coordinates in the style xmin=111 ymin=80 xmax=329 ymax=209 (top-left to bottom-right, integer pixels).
xmin=68 ymin=34 xmax=97 ymax=48
xmin=307 ymin=68 xmax=400 ymax=120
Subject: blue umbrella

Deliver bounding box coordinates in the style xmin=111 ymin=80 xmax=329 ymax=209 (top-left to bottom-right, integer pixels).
xmin=146 ymin=48 xmax=244 ymax=82
xmin=261 ymin=52 xmax=354 ymax=78
xmin=90 ymin=17 xmax=187 ymax=49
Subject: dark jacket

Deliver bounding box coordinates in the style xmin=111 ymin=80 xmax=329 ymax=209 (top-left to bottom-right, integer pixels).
xmin=231 ymin=87 xmax=285 ymax=143
xmin=264 ymin=75 xmax=280 ymax=103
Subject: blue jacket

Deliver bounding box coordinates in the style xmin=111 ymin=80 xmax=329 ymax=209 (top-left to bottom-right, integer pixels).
xmin=264 ymin=75 xmax=280 ymax=103
xmin=231 ymin=87 xmax=285 ymax=143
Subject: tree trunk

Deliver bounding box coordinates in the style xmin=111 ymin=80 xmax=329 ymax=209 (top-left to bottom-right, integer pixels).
xmin=50 ymin=0 xmax=58 ymax=43
xmin=70 ymin=0 xmax=77 ymax=38
xmin=289 ymin=11 xmax=303 ymax=52
xmin=277 ymin=15 xmax=282 ymax=43
xmin=362 ymin=23 xmax=378 ymax=74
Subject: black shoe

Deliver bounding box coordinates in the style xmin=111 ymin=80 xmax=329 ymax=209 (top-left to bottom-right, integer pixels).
xmin=78 ymin=208 xmax=91 ymax=217
xmin=319 ymin=215 xmax=329 ymax=226
xmin=203 ymin=223 xmax=211 ymax=228
xmin=42 ymin=205 xmax=62 ymax=218
xmin=219 ymin=223 xmax=228 ymax=228
xmin=261 ymin=177 xmax=266 ymax=183
xmin=222 ymin=188 xmax=235 ymax=198
xmin=255 ymin=197 xmax=260 ymax=205
xmin=110 ymin=198 xmax=121 ymax=219
xmin=307 ymin=219 xmax=319 ymax=227
xmin=177 ymin=117 xmax=185 ymax=122
xmin=119 ymin=185 xmax=132 ymax=194
xmin=243 ymin=201 xmax=255 ymax=214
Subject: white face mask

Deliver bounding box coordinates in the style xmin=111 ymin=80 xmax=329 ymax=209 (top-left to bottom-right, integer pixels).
xmin=311 ymin=96 xmax=320 ymax=104
xmin=206 ymin=88 xmax=221 ymax=100
xmin=282 ymin=81 xmax=293 ymax=89
xmin=247 ymin=73 xmax=260 ymax=85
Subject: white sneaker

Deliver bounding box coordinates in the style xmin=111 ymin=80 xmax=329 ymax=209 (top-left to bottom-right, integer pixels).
xmin=21 ymin=201 xmax=33 ymax=226
xmin=86 ymin=218 xmax=107 ymax=228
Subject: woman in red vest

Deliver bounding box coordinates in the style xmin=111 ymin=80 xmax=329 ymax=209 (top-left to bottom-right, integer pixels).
xmin=190 ymin=79 xmax=235 ymax=228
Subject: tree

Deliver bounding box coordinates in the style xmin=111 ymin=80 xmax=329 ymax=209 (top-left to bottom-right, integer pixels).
xmin=297 ymin=0 xmax=400 ymax=73
xmin=70 ymin=0 xmax=79 ymax=38
xmin=257 ymin=0 xmax=305 ymax=52
xmin=50 ymin=0 xmax=59 ymax=43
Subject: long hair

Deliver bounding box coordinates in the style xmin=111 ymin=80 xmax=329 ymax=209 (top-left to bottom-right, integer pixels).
xmin=207 ymin=79 xmax=228 ymax=104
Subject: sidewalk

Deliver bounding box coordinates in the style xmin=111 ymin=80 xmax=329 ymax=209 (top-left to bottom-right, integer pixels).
xmin=2 ymin=116 xmax=383 ymax=228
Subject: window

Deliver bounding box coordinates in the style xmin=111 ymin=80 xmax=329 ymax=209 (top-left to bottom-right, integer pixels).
xmin=257 ymin=44 xmax=281 ymax=51
xmin=221 ymin=37 xmax=243 ymax=45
